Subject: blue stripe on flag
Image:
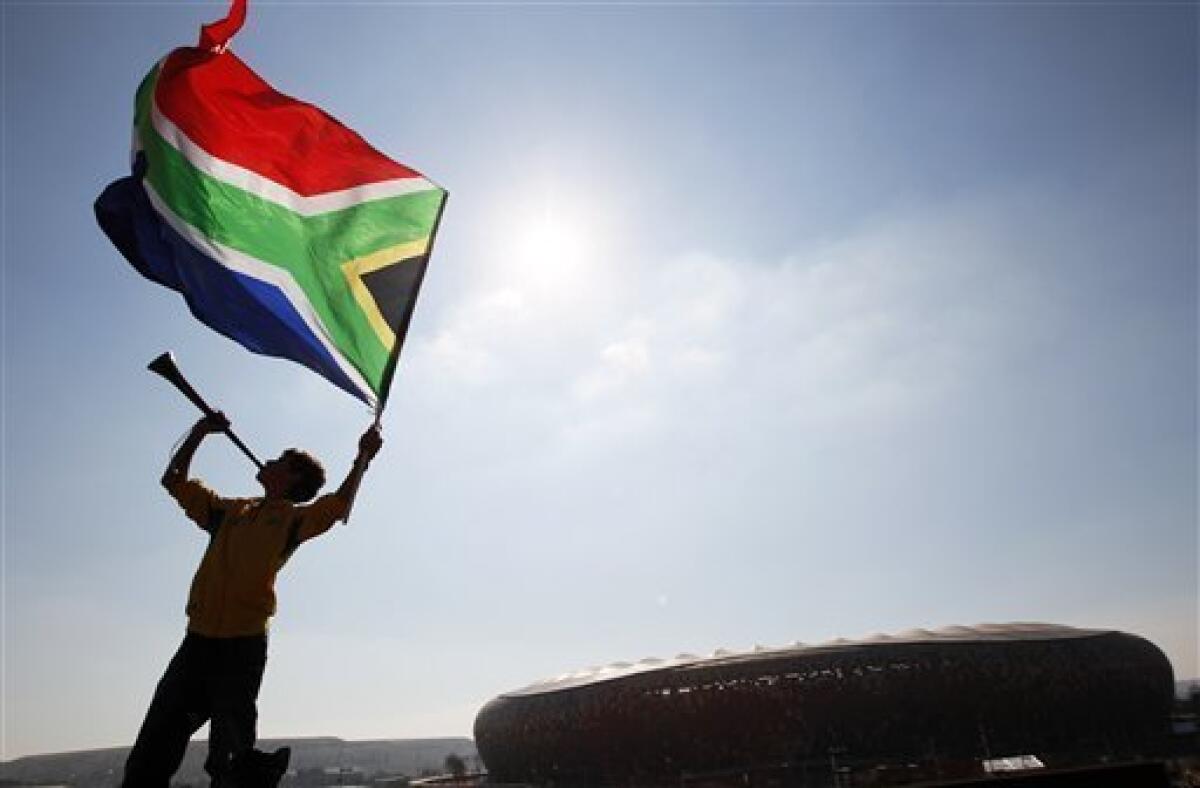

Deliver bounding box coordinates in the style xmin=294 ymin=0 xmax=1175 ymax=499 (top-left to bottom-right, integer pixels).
xmin=95 ymin=169 xmax=369 ymax=403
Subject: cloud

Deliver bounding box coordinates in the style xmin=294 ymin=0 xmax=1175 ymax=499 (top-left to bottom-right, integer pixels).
xmin=424 ymin=287 xmax=528 ymax=384
xmin=572 ymin=337 xmax=652 ymax=402
xmin=407 ymin=192 xmax=1045 ymax=459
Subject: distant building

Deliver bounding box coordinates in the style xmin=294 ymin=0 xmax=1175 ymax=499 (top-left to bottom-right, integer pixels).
xmin=474 ymin=623 xmax=1175 ymax=785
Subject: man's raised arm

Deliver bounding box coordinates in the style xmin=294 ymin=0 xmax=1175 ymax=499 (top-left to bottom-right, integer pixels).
xmin=335 ymin=424 xmax=384 ymax=499
xmin=162 ymin=411 xmax=230 ymax=489
xmin=330 ymin=424 xmax=384 ymax=518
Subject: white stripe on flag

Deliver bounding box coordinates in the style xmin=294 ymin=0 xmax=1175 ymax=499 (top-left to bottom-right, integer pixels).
xmin=150 ymin=100 xmax=440 ymax=218
xmin=143 ymin=182 xmax=378 ymax=406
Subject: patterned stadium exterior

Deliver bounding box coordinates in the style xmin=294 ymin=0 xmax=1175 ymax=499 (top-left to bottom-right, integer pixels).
xmin=474 ymin=624 xmax=1174 ymax=785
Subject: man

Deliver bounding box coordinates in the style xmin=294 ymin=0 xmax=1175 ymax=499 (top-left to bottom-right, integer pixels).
xmin=122 ymin=412 xmax=383 ymax=787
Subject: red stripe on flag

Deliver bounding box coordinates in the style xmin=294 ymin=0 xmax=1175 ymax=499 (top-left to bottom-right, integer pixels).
xmin=155 ymin=48 xmax=422 ymax=197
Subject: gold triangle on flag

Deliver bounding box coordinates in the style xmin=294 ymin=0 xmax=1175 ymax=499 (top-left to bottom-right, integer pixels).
xmin=341 ymin=239 xmax=430 ymax=349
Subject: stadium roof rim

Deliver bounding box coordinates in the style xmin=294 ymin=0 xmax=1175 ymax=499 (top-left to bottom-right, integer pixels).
xmin=501 ymin=622 xmax=1115 ymax=698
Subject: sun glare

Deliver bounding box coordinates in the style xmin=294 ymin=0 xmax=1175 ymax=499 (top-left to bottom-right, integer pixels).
xmin=514 ymin=207 xmax=590 ymax=284
xmin=497 ymin=184 xmax=610 ymax=299
xmin=522 ymin=213 xmax=581 ymax=263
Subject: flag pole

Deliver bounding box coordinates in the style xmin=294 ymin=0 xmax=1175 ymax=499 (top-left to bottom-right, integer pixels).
xmin=342 ymin=191 xmax=449 ymax=521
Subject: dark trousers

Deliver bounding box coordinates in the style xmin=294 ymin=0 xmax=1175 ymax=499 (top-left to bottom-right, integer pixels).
xmin=122 ymin=632 xmax=268 ymax=788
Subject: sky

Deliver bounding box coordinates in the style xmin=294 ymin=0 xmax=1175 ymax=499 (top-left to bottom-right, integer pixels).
xmin=1 ymin=0 xmax=1196 ymax=762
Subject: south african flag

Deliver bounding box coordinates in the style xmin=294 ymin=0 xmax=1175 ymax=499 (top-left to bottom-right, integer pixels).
xmin=96 ymin=22 xmax=447 ymax=407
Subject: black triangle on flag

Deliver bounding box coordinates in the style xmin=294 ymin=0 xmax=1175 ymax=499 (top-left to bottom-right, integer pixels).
xmin=360 ymin=254 xmax=428 ymax=339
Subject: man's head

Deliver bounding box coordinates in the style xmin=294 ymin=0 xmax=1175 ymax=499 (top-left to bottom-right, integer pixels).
xmin=257 ymin=449 xmax=326 ymax=502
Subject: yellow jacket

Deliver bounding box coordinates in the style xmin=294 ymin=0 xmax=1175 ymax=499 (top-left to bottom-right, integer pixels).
xmin=168 ymin=478 xmax=347 ymax=637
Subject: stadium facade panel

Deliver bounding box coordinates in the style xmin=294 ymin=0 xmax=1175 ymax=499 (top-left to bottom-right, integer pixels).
xmin=473 ymin=624 xmax=1173 ymax=785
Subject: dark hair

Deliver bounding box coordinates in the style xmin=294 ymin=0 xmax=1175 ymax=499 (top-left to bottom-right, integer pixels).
xmin=282 ymin=449 xmax=326 ymax=503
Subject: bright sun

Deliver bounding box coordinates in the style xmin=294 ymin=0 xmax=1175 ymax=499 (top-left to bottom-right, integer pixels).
xmin=518 ymin=211 xmax=584 ymax=270
xmin=515 ymin=205 xmax=591 ymax=284
xmin=500 ymin=186 xmax=608 ymax=297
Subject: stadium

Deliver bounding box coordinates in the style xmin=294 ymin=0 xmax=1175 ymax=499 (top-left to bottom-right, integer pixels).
xmin=473 ymin=623 xmax=1175 ymax=786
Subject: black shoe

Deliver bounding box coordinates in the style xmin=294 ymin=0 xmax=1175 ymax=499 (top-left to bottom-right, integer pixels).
xmin=228 ymin=747 xmax=291 ymax=788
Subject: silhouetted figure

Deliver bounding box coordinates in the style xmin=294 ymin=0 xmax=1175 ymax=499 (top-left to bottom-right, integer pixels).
xmin=122 ymin=412 xmax=383 ymax=788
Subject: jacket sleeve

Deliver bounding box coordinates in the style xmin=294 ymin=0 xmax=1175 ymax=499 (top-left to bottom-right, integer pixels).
xmin=165 ymin=478 xmax=228 ymax=534
xmin=295 ymin=493 xmax=351 ymax=544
